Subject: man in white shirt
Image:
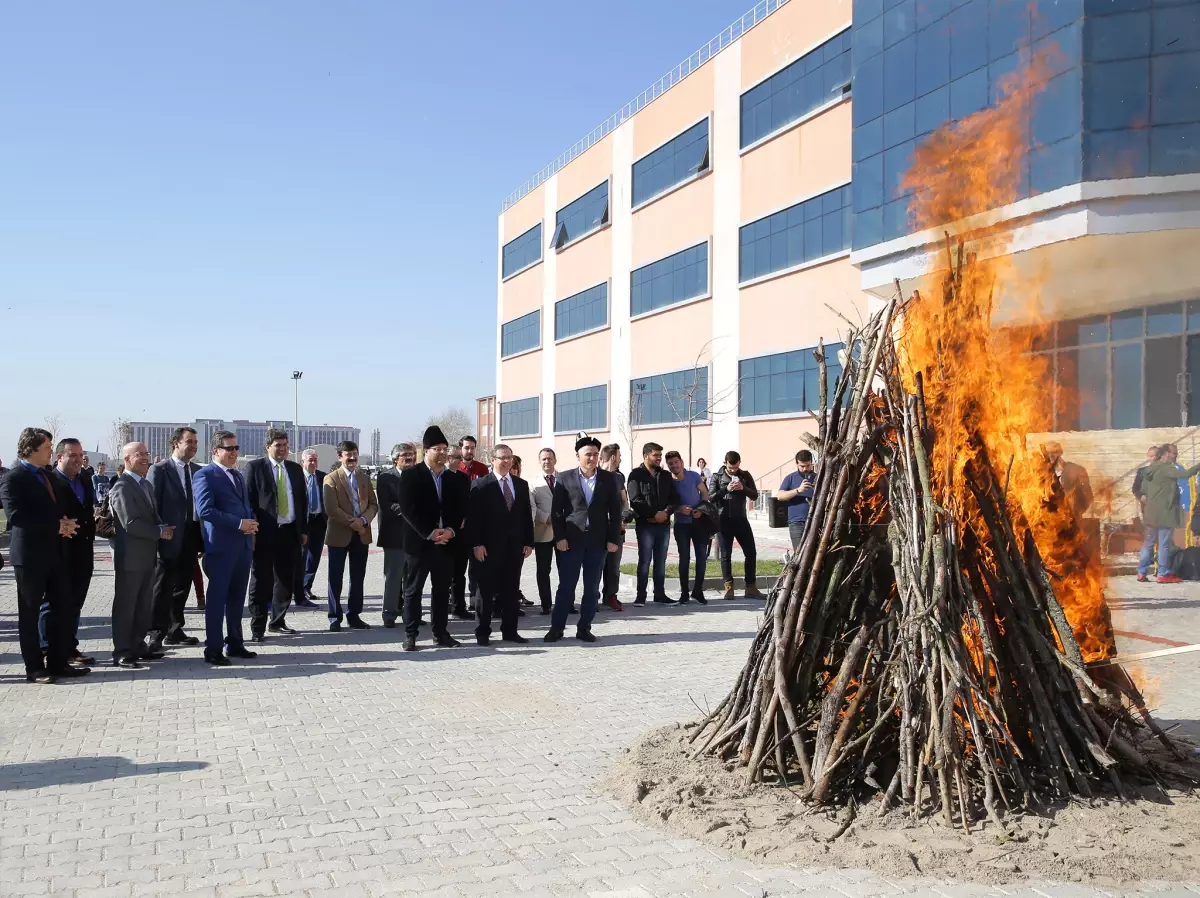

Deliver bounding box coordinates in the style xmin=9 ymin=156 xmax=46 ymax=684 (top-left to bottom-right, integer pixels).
xmin=243 ymin=429 xmax=310 ymax=640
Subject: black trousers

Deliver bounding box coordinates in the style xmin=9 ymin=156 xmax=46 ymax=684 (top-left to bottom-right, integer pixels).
xmin=15 ymin=563 xmax=71 ymax=674
xmin=718 ymin=516 xmax=757 ymax=586
xmin=477 ymin=546 xmax=523 ymax=639
xmin=302 ymin=513 xmax=327 ymax=592
xmin=534 ymin=541 xmax=559 ymax=611
xmin=42 ymin=541 xmax=94 ymax=651
xmin=149 ymin=523 xmax=199 ymax=642
xmin=249 ymin=521 xmax=301 ymax=634
xmin=404 ymin=543 xmax=452 ymax=640
xmin=452 ymin=542 xmax=478 ymax=610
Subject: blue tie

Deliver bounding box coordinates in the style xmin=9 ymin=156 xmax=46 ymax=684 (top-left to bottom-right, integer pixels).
xmin=308 ymin=476 xmax=319 ymax=513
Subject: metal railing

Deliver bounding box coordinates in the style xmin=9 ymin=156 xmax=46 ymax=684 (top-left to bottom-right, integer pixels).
xmin=499 ymin=0 xmax=791 ymax=212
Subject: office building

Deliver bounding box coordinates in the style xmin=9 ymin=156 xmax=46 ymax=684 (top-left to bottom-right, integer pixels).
xmin=477 ymin=395 xmax=497 ymax=451
xmin=127 ymin=419 xmax=360 ymax=461
xmin=495 ymin=0 xmax=1200 ymax=521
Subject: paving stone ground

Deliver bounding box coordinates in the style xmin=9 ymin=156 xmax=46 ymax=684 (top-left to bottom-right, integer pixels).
xmin=1 ymin=540 xmax=1198 ymax=898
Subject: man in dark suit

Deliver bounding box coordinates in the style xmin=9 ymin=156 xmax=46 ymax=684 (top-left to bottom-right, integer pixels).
xmin=397 ymin=425 xmax=469 ymax=652
xmin=192 ymin=430 xmax=259 ymax=665
xmin=0 ymin=427 xmax=88 ymax=682
xmin=377 ymin=441 xmax=418 ymax=629
xmin=109 ymin=442 xmax=176 ymax=668
xmin=146 ymin=426 xmax=203 ymax=651
xmin=243 ymin=428 xmax=309 ymax=639
xmin=50 ymin=438 xmax=97 ymax=665
xmin=467 ymin=444 xmax=533 ymax=646
xmin=297 ymin=448 xmax=325 ymax=606
xmin=547 ymin=436 xmax=623 ymax=644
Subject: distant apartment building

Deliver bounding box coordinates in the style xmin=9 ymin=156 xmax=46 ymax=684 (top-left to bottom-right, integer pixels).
xmin=476 ymin=395 xmax=497 ymax=451
xmin=127 ymin=419 xmax=360 ymax=460
xmin=496 ymin=0 xmax=1200 ymax=515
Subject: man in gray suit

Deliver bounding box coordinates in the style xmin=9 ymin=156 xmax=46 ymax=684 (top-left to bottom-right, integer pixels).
xmin=109 ymin=442 xmax=175 ymax=668
xmin=146 ymin=426 xmax=203 ymax=650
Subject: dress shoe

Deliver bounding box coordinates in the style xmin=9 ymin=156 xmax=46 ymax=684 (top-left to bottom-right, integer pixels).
xmin=519 ymin=596 xmax=535 ymax=607
xmin=227 ymin=647 xmax=257 ymax=659
xmin=569 ymin=605 xmax=579 ymax=614
xmin=115 ymin=656 xmax=143 ymax=669
xmin=744 ymin=585 xmax=766 ymax=599
xmin=653 ymin=596 xmax=678 ymax=605
xmin=347 ymin=616 xmax=371 ymax=630
xmin=502 ymin=633 xmax=529 ymax=644
xmin=517 ymin=608 xmax=526 ymax=617
xmin=477 ymin=636 xmax=491 ymax=647
xmin=303 ymin=588 xmax=317 ymax=602
xmin=294 ymin=595 xmax=319 ymax=608
xmin=693 ymin=594 xmax=708 ymax=605
xmin=722 ymin=581 xmax=736 ymax=600
xmin=48 ymin=665 xmax=90 ymax=677
xmin=70 ymin=651 xmax=96 ymax=664
xmin=539 ymin=607 xmax=552 ymax=615
xmin=268 ymin=623 xmax=299 ymax=634
xmin=145 ymin=639 xmax=165 ymax=654
xmin=452 ymin=608 xmax=473 ymax=620
xmin=544 ymin=628 xmax=564 ymax=643
xmin=26 ymin=671 xmax=56 ymax=684
xmin=164 ymin=634 xmax=200 ymax=646
xmin=251 ymin=633 xmax=268 ymax=643
xmin=402 ymin=638 xmax=418 ymax=652
xmin=204 ymin=653 xmax=232 ymax=666
xmin=382 ymin=618 xmax=396 ymax=629
xmin=604 ymin=596 xmax=624 ymax=612
xmin=575 ymin=630 xmax=598 ymax=643
xmin=138 ymin=651 xmax=167 ymax=661
xmin=435 ymin=636 xmax=461 ymax=648
xmin=329 ymin=621 xmax=342 ymax=632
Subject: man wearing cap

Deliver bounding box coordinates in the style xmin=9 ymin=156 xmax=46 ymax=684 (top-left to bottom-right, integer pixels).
xmin=546 ymin=436 xmax=623 ymax=643
xmin=397 ymin=426 xmax=469 ymax=651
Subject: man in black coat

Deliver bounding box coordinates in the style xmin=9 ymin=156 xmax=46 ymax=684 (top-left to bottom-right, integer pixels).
xmin=467 ymin=444 xmax=533 ymax=646
xmin=145 ymin=426 xmax=204 ymax=650
xmin=397 ymin=425 xmax=469 ymax=652
xmin=243 ymin=428 xmax=309 ymax=639
xmin=377 ymin=441 xmax=418 ymax=628
xmin=297 ymin=448 xmax=325 ymax=606
xmin=49 ymin=438 xmax=98 ymax=665
xmin=0 ymin=427 xmax=89 ymax=682
xmin=547 ymin=436 xmax=623 ymax=643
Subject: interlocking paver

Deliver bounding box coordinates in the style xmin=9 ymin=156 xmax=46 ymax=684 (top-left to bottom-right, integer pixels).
xmin=1 ymin=550 xmax=1195 ymax=898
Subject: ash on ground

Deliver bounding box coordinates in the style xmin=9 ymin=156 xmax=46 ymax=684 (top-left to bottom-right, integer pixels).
xmin=608 ymin=724 xmax=1200 ymax=887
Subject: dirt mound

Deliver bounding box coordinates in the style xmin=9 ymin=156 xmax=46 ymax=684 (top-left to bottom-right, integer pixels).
xmin=608 ymin=724 xmax=1200 ymax=886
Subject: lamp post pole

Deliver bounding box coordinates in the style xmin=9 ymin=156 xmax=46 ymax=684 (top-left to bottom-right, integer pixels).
xmin=292 ymin=370 xmax=303 ymax=447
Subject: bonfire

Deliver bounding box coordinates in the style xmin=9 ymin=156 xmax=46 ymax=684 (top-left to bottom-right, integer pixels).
xmin=690 ymin=57 xmax=1199 ymax=829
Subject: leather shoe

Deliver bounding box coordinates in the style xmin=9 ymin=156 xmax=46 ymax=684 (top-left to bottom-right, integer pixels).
xmin=164 ymin=634 xmax=200 ymax=646
xmin=48 ymin=665 xmax=90 ymax=677
xmin=452 ymin=608 xmax=473 ymax=621
xmin=502 ymin=633 xmax=528 ymax=644
xmin=435 ymin=636 xmax=461 ymax=648
xmin=517 ymin=608 xmax=526 ymax=617
xmin=575 ymin=630 xmax=598 ymax=643
xmin=268 ymin=623 xmax=299 ymax=634
xmin=294 ymin=595 xmax=319 ymax=607
xmin=26 ymin=671 xmax=56 ymax=684
xmin=115 ymin=656 xmax=143 ymax=669
xmin=653 ymin=596 xmax=678 ymax=605
xmin=569 ymin=605 xmax=579 ymax=614
xmin=402 ymin=638 xmax=418 ymax=652
xmin=329 ymin=621 xmax=342 ymax=631
xmin=251 ymin=633 xmax=267 ymax=643
xmin=693 ymin=594 xmax=708 ymax=605
xmin=543 ymin=628 xmax=564 ymax=643
xmin=70 ymin=651 xmax=96 ymax=664
xmin=138 ymin=651 xmax=167 ymax=661
xmin=382 ymin=618 xmax=396 ymax=629
xmin=204 ymin=653 xmax=232 ymax=666
xmin=519 ymin=596 xmax=535 ymax=606
xmin=145 ymin=638 xmax=165 ymax=654
xmin=227 ymin=647 xmax=257 ymax=659
xmin=347 ymin=617 xmax=371 ymax=630
xmin=539 ymin=607 xmax=552 ymax=615
xmin=477 ymin=636 xmax=491 ymax=647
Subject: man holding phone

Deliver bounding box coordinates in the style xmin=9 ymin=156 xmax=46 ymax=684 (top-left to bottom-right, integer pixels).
xmin=776 ymin=449 xmax=816 ymax=552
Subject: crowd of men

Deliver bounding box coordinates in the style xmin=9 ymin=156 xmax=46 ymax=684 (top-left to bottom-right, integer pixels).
xmin=1 ymin=423 xmax=808 ymax=683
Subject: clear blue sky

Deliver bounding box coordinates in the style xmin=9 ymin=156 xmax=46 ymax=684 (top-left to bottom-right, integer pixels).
xmin=0 ymin=0 xmax=751 ymax=460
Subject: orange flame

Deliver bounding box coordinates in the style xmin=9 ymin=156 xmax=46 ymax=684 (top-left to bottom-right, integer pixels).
xmin=898 ymin=50 xmax=1116 ymax=662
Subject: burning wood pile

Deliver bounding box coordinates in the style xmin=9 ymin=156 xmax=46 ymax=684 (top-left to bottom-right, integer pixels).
xmin=692 ymin=245 xmax=1197 ymax=829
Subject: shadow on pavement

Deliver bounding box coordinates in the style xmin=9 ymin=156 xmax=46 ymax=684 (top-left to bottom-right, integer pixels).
xmin=0 ymin=756 xmax=208 ymax=791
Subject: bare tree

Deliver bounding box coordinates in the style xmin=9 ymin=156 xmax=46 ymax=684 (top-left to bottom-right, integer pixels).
xmin=631 ymin=340 xmax=739 ymax=466
xmin=615 ymin=396 xmax=643 ymax=466
xmin=43 ymin=414 xmax=64 ymax=443
xmin=419 ymin=406 xmax=474 ymax=447
xmin=108 ymin=418 xmax=131 ymax=456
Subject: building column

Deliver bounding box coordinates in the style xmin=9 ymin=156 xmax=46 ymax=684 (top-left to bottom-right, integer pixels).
xmin=711 ymin=41 xmax=742 ymax=459
xmin=610 ymin=120 xmax=635 ymax=457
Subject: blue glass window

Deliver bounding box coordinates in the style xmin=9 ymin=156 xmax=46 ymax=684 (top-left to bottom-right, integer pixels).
xmin=738 ymin=344 xmax=845 ymax=417
xmin=1151 ymin=51 xmax=1200 ymax=125
xmin=739 ymin=184 xmax=852 ymax=282
xmin=499 ymin=397 xmax=540 ymax=438
xmin=630 ymin=368 xmax=709 ymax=426
xmin=554 ymin=385 xmax=608 ymax=433
xmin=555 ymin=283 xmax=608 ymax=340
xmin=551 ymin=181 xmax=609 ymax=250
xmin=632 ymin=120 xmax=710 ymax=207
xmin=501 ymin=223 xmax=542 ymax=279
xmin=741 ymin=30 xmax=852 ymax=147
xmin=631 ymin=242 xmax=708 ymax=316
xmin=500 ymin=310 xmax=540 ymax=358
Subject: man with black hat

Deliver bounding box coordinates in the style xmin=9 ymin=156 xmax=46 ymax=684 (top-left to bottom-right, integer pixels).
xmin=397 ymin=425 xmax=469 ymax=651
xmin=546 ymin=435 xmax=623 ymax=643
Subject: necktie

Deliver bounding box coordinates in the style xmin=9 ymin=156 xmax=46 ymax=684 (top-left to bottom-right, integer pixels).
xmin=276 ymin=464 xmax=289 ymax=518
xmin=348 ymin=473 xmax=360 ymax=517
xmin=546 ymin=474 xmax=555 ymax=491
xmin=39 ymin=469 xmax=56 ymax=504
xmin=184 ymin=466 xmax=194 ymax=521
xmin=502 ymin=476 xmax=514 ymax=511
xmin=308 ymin=475 xmax=319 ymax=514
xmin=140 ymin=478 xmax=154 ymax=504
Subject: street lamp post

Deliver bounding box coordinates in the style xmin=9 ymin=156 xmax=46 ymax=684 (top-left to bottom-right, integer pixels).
xmin=292 ymin=370 xmax=303 ymax=448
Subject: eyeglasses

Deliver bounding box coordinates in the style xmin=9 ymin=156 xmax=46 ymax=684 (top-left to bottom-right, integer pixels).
xmin=218 ymin=445 xmax=239 ymax=452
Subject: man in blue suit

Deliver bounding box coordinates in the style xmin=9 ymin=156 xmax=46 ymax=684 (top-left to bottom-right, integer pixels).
xmin=191 ymin=430 xmax=259 ymax=666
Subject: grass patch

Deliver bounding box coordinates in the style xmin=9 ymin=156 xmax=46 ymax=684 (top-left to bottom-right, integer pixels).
xmin=619 ymin=559 xmax=784 ymax=578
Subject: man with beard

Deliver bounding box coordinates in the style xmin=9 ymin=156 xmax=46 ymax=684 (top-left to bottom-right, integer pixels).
xmin=377 ymin=441 xmax=417 ymax=629
xmin=665 ymin=449 xmax=712 ymax=604
xmin=447 ymin=443 xmax=474 ymax=619
xmin=145 ymin=427 xmax=204 ymax=651
xmin=626 ymin=442 xmax=679 ymax=606
xmin=397 ymin=426 xmax=469 ymax=651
